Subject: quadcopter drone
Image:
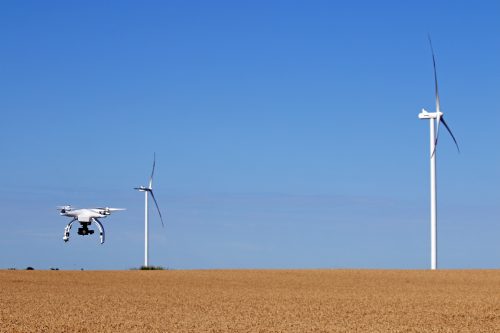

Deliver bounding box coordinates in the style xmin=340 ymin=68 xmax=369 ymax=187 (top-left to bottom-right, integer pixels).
xmin=58 ymin=205 xmax=125 ymax=244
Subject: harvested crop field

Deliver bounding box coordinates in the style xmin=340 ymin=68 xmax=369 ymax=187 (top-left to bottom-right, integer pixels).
xmin=0 ymin=270 xmax=498 ymax=332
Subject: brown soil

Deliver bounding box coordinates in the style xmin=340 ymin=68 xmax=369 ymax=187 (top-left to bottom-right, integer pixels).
xmin=0 ymin=270 xmax=498 ymax=332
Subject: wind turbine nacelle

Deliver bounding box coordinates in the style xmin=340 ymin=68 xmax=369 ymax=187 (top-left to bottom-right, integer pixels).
xmin=418 ymin=109 xmax=441 ymax=119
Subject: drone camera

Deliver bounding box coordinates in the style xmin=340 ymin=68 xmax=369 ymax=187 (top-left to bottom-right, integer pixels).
xmin=77 ymin=228 xmax=94 ymax=236
xmin=77 ymin=225 xmax=94 ymax=236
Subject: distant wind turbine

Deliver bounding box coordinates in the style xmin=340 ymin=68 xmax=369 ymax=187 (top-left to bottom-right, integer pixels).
xmin=418 ymin=37 xmax=460 ymax=270
xmin=134 ymin=153 xmax=164 ymax=268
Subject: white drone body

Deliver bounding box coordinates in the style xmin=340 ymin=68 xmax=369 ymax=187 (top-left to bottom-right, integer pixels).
xmin=58 ymin=206 xmax=125 ymax=244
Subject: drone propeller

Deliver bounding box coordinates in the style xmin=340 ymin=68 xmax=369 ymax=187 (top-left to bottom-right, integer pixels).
xmin=96 ymin=207 xmax=126 ymax=215
xmin=100 ymin=207 xmax=126 ymax=211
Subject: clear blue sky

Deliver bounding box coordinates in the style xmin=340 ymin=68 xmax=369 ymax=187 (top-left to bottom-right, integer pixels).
xmin=0 ymin=1 xmax=498 ymax=270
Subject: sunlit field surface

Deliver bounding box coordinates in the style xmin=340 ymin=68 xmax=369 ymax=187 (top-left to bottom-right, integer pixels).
xmin=1 ymin=270 xmax=498 ymax=332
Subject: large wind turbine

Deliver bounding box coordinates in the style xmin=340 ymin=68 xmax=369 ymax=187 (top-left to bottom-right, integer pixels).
xmin=134 ymin=153 xmax=164 ymax=268
xmin=418 ymin=37 xmax=460 ymax=270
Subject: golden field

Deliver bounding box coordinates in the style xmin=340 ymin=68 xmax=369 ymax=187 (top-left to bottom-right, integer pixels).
xmin=0 ymin=270 xmax=498 ymax=332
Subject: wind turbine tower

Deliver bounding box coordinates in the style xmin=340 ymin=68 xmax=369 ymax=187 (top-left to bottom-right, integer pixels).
xmin=134 ymin=153 xmax=164 ymax=268
xmin=418 ymin=37 xmax=459 ymax=270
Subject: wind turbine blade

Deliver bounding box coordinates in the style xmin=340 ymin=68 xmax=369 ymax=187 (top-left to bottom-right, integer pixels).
xmin=149 ymin=153 xmax=156 ymax=188
xmin=149 ymin=190 xmax=164 ymax=227
xmin=428 ymin=35 xmax=442 ymax=151
xmin=440 ymin=117 xmax=460 ymax=153
xmin=428 ymin=35 xmax=440 ymax=113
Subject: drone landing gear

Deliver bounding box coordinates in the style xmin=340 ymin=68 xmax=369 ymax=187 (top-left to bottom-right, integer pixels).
xmin=92 ymin=218 xmax=105 ymax=244
xmin=62 ymin=218 xmax=105 ymax=244
xmin=63 ymin=218 xmax=76 ymax=242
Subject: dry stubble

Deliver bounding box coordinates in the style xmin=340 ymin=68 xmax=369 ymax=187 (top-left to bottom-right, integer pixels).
xmin=0 ymin=270 xmax=499 ymax=332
